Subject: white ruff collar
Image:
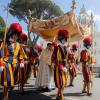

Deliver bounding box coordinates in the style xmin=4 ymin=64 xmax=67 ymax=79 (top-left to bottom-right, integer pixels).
xmin=21 ymin=44 xmax=27 ymax=47
xmin=59 ymin=43 xmax=67 ymax=47
xmin=84 ymin=47 xmax=91 ymax=54
xmin=9 ymin=37 xmax=15 ymax=42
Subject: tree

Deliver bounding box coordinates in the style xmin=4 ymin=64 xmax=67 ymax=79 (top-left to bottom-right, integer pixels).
xmin=0 ymin=16 xmax=6 ymax=29
xmin=9 ymin=0 xmax=63 ymax=22
xmin=8 ymin=0 xmax=63 ymax=46
xmin=0 ymin=16 xmax=6 ymax=39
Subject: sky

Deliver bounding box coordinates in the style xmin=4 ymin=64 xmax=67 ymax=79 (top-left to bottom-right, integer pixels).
xmin=0 ymin=0 xmax=100 ymax=44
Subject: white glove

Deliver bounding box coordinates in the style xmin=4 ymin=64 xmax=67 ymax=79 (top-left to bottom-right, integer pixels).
xmin=91 ymin=64 xmax=94 ymax=67
xmin=52 ymin=63 xmax=55 ymax=69
xmin=20 ymin=63 xmax=24 ymax=68
xmin=0 ymin=66 xmax=4 ymax=72
xmin=62 ymin=67 xmax=67 ymax=73
xmin=26 ymin=48 xmax=30 ymax=52
xmin=24 ymin=61 xmax=28 ymax=64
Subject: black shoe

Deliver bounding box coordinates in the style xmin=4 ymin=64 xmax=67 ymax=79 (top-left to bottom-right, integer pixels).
xmin=56 ymin=96 xmax=60 ymax=100
xmin=44 ymin=87 xmax=52 ymax=92
xmin=19 ymin=91 xmax=25 ymax=95
xmin=36 ymin=87 xmax=43 ymax=92
xmin=87 ymin=93 xmax=92 ymax=96
xmin=52 ymin=88 xmax=55 ymax=90
xmin=82 ymin=91 xmax=87 ymax=93
xmin=41 ymin=87 xmax=48 ymax=92
xmin=69 ymin=84 xmax=74 ymax=87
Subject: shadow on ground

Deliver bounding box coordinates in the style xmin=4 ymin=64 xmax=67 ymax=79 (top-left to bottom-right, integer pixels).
xmin=63 ymin=92 xmax=86 ymax=97
xmin=50 ymin=92 xmax=85 ymax=98
xmin=0 ymin=88 xmax=53 ymax=100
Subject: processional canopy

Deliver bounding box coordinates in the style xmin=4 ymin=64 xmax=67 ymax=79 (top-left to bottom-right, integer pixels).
xmin=28 ymin=0 xmax=92 ymax=42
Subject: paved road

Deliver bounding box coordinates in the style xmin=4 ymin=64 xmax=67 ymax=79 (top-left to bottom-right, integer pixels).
xmin=0 ymin=74 xmax=100 ymax=100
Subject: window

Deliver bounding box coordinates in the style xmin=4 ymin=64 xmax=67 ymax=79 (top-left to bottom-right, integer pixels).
xmin=94 ymin=42 xmax=96 ymax=46
xmin=99 ymin=50 xmax=100 ymax=54
xmin=80 ymin=44 xmax=81 ymax=48
xmin=94 ymin=50 xmax=97 ymax=55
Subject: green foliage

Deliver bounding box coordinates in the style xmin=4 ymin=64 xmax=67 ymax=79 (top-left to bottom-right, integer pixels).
xmin=0 ymin=27 xmax=5 ymax=39
xmin=0 ymin=16 xmax=6 ymax=39
xmin=9 ymin=0 xmax=63 ymax=23
xmin=9 ymin=0 xmax=63 ymax=47
xmin=0 ymin=16 xmax=6 ymax=28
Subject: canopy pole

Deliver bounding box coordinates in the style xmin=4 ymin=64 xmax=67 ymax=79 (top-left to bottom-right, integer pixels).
xmin=3 ymin=5 xmax=9 ymax=58
xmin=27 ymin=9 xmax=32 ymax=38
xmin=90 ymin=13 xmax=94 ymax=54
xmin=27 ymin=9 xmax=34 ymax=47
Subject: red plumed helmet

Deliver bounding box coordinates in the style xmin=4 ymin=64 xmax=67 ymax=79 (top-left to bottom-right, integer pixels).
xmin=83 ymin=37 xmax=92 ymax=44
xmin=58 ymin=29 xmax=69 ymax=39
xmin=9 ymin=23 xmax=22 ymax=33
xmin=72 ymin=44 xmax=78 ymax=49
xmin=37 ymin=45 xmax=43 ymax=51
xmin=20 ymin=33 xmax=27 ymax=39
xmin=51 ymin=41 xmax=57 ymax=46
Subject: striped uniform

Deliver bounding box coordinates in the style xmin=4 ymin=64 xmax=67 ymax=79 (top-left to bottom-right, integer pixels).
xmin=0 ymin=42 xmax=4 ymax=83
xmin=1 ymin=41 xmax=24 ymax=89
xmin=80 ymin=49 xmax=94 ymax=83
xmin=19 ymin=47 xmax=31 ymax=84
xmin=29 ymin=48 xmax=39 ymax=78
xmin=52 ymin=45 xmax=68 ymax=88
xmin=68 ymin=50 xmax=79 ymax=77
xmin=19 ymin=47 xmax=27 ymax=84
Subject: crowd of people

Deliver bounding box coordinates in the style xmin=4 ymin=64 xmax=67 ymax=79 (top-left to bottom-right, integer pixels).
xmin=0 ymin=22 xmax=95 ymax=100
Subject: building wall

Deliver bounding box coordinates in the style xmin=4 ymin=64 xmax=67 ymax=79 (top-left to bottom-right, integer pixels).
xmin=93 ymin=32 xmax=100 ymax=65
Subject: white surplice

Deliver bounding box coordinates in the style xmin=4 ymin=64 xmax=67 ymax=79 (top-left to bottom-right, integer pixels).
xmin=35 ymin=48 xmax=55 ymax=89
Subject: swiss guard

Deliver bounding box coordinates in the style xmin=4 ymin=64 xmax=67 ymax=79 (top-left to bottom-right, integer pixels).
xmin=32 ymin=45 xmax=42 ymax=78
xmin=0 ymin=23 xmax=24 ymax=100
xmin=80 ymin=37 xmax=94 ymax=96
xmin=0 ymin=29 xmax=5 ymax=85
xmin=19 ymin=33 xmax=31 ymax=94
xmin=52 ymin=30 xmax=69 ymax=100
xmin=68 ymin=43 xmax=79 ymax=86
